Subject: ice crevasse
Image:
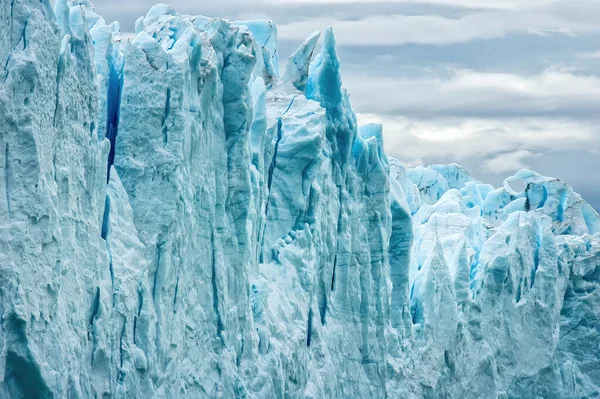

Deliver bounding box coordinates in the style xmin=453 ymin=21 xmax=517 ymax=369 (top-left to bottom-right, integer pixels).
xmin=1 ymin=1 xmax=600 ymax=398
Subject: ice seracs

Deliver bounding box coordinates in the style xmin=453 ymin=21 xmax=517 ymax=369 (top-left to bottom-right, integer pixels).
xmin=1 ymin=1 xmax=599 ymax=398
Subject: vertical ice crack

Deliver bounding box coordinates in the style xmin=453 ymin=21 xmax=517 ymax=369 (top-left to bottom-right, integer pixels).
xmin=109 ymin=259 xmax=115 ymax=305
xmin=88 ymin=288 xmax=101 ymax=334
xmin=211 ymin=230 xmax=224 ymax=342
xmin=151 ymin=240 xmax=166 ymax=357
xmin=88 ymin=287 xmax=101 ymax=365
xmin=330 ymin=255 xmax=337 ymax=291
xmin=105 ymin=52 xmax=124 ymax=182
xmin=281 ymin=95 xmax=296 ymax=116
xmin=173 ymin=276 xmax=179 ymax=310
xmin=9 ymin=0 xmax=15 ymax=48
xmin=137 ymin=285 xmax=144 ymax=316
xmin=101 ymin=195 xmax=110 ymax=240
xmin=237 ymin=336 xmax=245 ymax=367
xmin=161 ymin=88 xmax=171 ymax=145
xmin=307 ymin=308 xmax=314 ymax=347
xmin=260 ymin=117 xmax=284 ymax=263
xmin=515 ymin=278 xmax=523 ymax=303
xmin=134 ymin=285 xmax=143 ymax=345
xmin=266 ymin=118 xmax=283 ymax=193
xmin=9 ymin=0 xmax=14 ymax=48
xmin=20 ymin=18 xmax=28 ymax=50
xmin=152 ymin=241 xmax=164 ymax=303
xmin=5 ymin=144 xmax=11 ymax=219
xmin=133 ymin=317 xmax=137 ymax=345
xmin=557 ymin=188 xmax=568 ymax=222
xmin=2 ymin=54 xmax=11 ymax=85
xmin=53 ymin=49 xmax=65 ymax=127
xmin=119 ymin=320 xmax=126 ymax=368
xmin=328 ymin=186 xmax=344 ymax=301
xmin=319 ymin=280 xmax=328 ymax=326
xmin=530 ymin=224 xmax=543 ymax=288
xmin=101 ymin=195 xmax=115 ymax=305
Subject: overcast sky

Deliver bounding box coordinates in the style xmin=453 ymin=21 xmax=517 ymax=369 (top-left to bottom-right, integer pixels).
xmin=93 ymin=0 xmax=600 ymax=211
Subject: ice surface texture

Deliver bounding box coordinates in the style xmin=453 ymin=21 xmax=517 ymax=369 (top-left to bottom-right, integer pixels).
xmin=1 ymin=1 xmax=599 ymax=398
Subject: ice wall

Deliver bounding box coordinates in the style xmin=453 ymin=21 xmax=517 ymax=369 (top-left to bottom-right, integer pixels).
xmin=0 ymin=1 xmax=599 ymax=398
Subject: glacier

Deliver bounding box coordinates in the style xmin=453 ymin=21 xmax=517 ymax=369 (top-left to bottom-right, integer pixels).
xmin=0 ymin=1 xmax=599 ymax=398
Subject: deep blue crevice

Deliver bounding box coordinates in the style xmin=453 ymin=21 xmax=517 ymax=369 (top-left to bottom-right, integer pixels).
xmin=88 ymin=287 xmax=101 ymax=331
xmin=530 ymin=253 xmax=539 ymax=288
xmin=539 ymin=185 xmax=548 ymax=209
xmin=89 ymin=287 xmax=101 ymax=364
xmin=21 ymin=18 xmax=28 ymax=50
xmin=307 ymin=308 xmax=314 ymax=347
xmin=9 ymin=1 xmax=14 ymax=46
xmin=5 ymin=143 xmax=11 ymax=219
xmin=530 ymin=256 xmax=539 ymax=289
xmin=173 ymin=276 xmax=179 ymax=310
xmin=266 ymin=118 xmax=283 ymax=192
xmin=151 ymin=240 xmax=165 ymax=353
xmin=161 ymin=88 xmax=171 ymax=145
xmin=318 ymin=285 xmax=327 ymax=326
xmin=515 ymin=278 xmax=523 ymax=302
xmin=330 ymin=255 xmax=337 ymax=291
xmin=53 ymin=46 xmax=66 ymax=127
xmin=282 ymin=95 xmax=296 ymax=115
xmin=109 ymin=260 xmax=115 ymax=305
xmin=100 ymin=194 xmax=115 ymax=304
xmin=101 ymin=195 xmax=110 ymax=240
xmin=137 ymin=284 xmax=144 ymax=316
xmin=133 ymin=317 xmax=137 ymax=345
xmin=134 ymin=285 xmax=143 ymax=345
xmin=557 ymin=188 xmax=568 ymax=222
xmin=329 ymin=186 xmax=345 ymax=303
xmin=530 ymin=224 xmax=543 ymax=288
xmin=411 ymin=297 xmax=424 ymax=325
xmin=469 ymin=250 xmax=481 ymax=292
xmin=152 ymin=242 xmax=163 ymax=302
xmin=105 ymin=52 xmax=124 ymax=183
xmin=294 ymin=175 xmax=318 ymax=230
xmin=336 ymin=186 xmax=344 ymax=233
xmin=236 ymin=336 xmax=245 ymax=367
xmin=211 ymin=231 xmax=224 ymax=341
xmin=119 ymin=320 xmax=126 ymax=368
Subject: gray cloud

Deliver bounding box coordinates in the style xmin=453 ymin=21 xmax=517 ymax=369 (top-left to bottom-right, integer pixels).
xmin=92 ymin=0 xmax=478 ymax=31
xmin=276 ymin=1 xmax=600 ymax=45
xmin=345 ymin=68 xmax=600 ymax=119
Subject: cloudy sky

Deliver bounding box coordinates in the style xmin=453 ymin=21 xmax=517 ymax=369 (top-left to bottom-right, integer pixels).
xmin=94 ymin=0 xmax=600 ymax=210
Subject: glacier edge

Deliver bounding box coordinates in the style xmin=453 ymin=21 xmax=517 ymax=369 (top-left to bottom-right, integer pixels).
xmin=0 ymin=1 xmax=599 ymax=398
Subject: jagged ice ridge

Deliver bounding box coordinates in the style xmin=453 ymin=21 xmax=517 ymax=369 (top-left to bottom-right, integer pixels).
xmin=1 ymin=1 xmax=600 ymax=398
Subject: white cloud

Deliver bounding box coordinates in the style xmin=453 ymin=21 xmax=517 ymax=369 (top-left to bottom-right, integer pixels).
xmin=277 ymin=3 xmax=600 ymax=45
xmin=266 ymin=0 xmax=556 ymax=10
xmin=482 ymin=150 xmax=540 ymax=174
xmin=578 ymin=50 xmax=600 ymax=59
xmin=344 ymin=68 xmax=600 ymax=118
xmin=356 ymin=113 xmax=598 ymax=167
xmin=392 ymin=0 xmax=556 ymax=10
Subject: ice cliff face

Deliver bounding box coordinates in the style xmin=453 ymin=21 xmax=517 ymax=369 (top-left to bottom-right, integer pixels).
xmin=1 ymin=1 xmax=599 ymax=398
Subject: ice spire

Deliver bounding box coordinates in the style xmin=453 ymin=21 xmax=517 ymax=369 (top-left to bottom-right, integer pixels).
xmin=306 ymin=27 xmax=357 ymax=167
xmin=283 ymin=30 xmax=320 ymax=93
